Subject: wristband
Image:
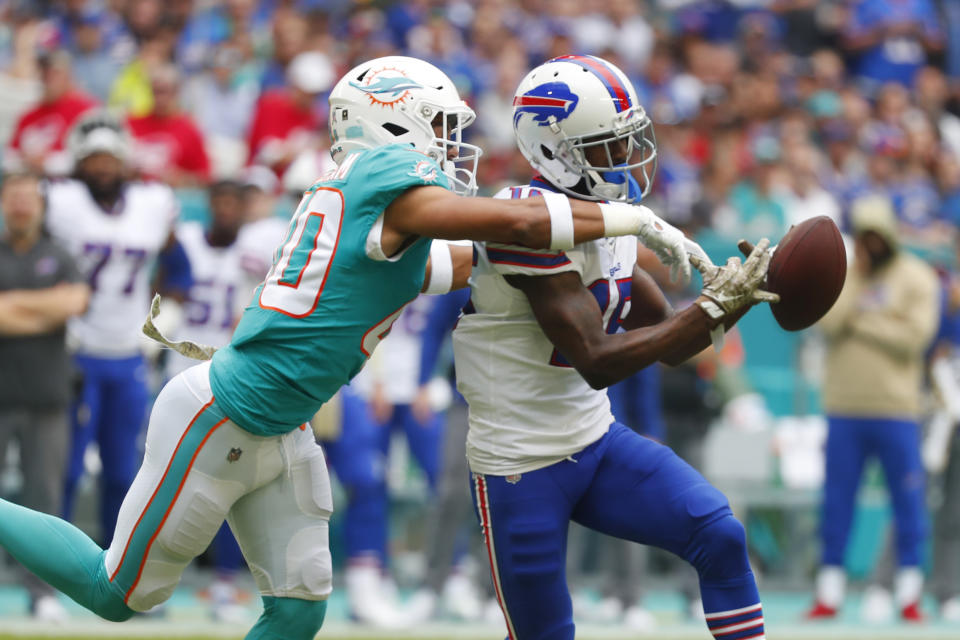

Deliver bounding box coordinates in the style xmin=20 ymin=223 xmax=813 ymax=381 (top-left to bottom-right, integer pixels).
xmin=599 ymin=201 xmax=648 ymax=237
xmin=697 ymin=298 xmax=725 ymax=320
xmin=543 ymin=191 xmax=574 ymax=250
xmin=424 ymin=240 xmax=454 ymax=294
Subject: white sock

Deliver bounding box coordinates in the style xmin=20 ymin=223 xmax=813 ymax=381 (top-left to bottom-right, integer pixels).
xmin=816 ymin=565 xmax=847 ymax=608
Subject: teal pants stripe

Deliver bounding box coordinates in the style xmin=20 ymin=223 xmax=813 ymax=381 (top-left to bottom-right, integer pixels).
xmin=110 ymin=397 xmax=228 ymax=600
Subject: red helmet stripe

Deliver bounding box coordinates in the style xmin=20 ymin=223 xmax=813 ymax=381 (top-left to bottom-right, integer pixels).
xmin=552 ymin=55 xmax=630 ymax=113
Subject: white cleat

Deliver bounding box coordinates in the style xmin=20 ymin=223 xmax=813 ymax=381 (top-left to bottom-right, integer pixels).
xmin=208 ymin=579 xmax=253 ymax=624
xmin=940 ymin=596 xmax=960 ymax=622
xmin=32 ymin=595 xmax=68 ymax=624
xmin=860 ymin=585 xmax=894 ymax=624
xmin=403 ymin=589 xmax=439 ymax=623
xmin=688 ymin=597 xmax=706 ymax=621
xmin=345 ymin=565 xmax=412 ymax=629
xmin=589 ymin=596 xmax=624 ymax=624
xmin=442 ymin=573 xmax=483 ymax=621
xmin=623 ymin=605 xmax=658 ymax=632
xmin=483 ymin=597 xmax=508 ymax=627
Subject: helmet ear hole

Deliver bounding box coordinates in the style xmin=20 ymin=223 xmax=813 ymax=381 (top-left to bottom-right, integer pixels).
xmin=382 ymin=123 xmax=409 ymax=136
xmin=540 ymin=145 xmax=554 ymax=161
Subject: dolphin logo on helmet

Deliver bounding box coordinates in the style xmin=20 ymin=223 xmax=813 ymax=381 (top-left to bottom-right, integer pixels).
xmin=350 ymin=76 xmax=424 ymax=97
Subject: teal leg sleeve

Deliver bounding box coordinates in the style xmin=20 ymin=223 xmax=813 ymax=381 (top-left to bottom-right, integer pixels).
xmin=0 ymin=498 xmax=133 ymax=621
xmin=246 ymin=596 xmax=327 ymax=640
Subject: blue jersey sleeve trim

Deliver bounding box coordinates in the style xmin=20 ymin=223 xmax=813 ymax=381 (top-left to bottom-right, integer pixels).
xmin=486 ymin=247 xmax=572 ymax=268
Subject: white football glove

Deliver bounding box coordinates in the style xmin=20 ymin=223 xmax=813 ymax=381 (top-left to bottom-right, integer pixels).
xmin=690 ymin=238 xmax=780 ymax=320
xmin=599 ymin=202 xmax=692 ymax=284
xmin=638 ymin=208 xmax=692 ymax=285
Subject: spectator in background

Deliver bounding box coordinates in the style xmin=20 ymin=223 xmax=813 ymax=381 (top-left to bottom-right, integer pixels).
xmin=779 ymin=142 xmax=841 ymax=227
xmin=246 ymin=50 xmax=333 ymax=178
xmin=842 ymin=0 xmax=943 ymax=91
xmin=4 ymin=50 xmax=96 ymax=176
xmin=127 ymin=64 xmax=210 ymax=186
xmin=182 ymin=46 xmax=259 ymax=179
xmin=258 ymin=8 xmax=310 ymax=92
xmin=937 ymin=149 xmax=960 ymax=229
xmin=914 ymin=66 xmax=960 ymax=159
xmin=0 ymin=9 xmax=44 ymax=145
xmin=808 ymin=195 xmax=940 ymax=622
xmin=0 ymin=172 xmax=90 ymax=622
xmin=175 ymin=0 xmax=272 ymax=74
xmin=716 ymin=135 xmax=788 ymax=240
xmin=108 ymin=21 xmax=178 ymax=117
xmin=67 ymin=9 xmax=124 ymax=102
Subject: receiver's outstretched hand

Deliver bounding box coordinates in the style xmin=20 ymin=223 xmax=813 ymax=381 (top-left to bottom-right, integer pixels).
xmin=690 ymin=238 xmax=780 ymax=321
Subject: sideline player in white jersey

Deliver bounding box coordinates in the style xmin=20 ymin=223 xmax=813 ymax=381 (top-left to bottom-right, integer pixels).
xmin=44 ymin=111 xmax=192 ymax=544
xmin=0 ymin=57 xmax=698 ymax=640
xmin=453 ymin=55 xmax=777 ymax=640
xmin=324 ymin=294 xmax=447 ymax=626
xmin=164 ymin=180 xmax=248 ymax=379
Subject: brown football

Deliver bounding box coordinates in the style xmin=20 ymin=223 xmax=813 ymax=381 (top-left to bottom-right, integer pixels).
xmin=766 ymin=216 xmax=847 ymax=331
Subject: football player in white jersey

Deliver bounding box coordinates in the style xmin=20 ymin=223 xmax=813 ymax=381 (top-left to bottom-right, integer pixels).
xmin=453 ymin=56 xmax=776 ymax=640
xmin=165 ymin=180 xmax=248 ymax=379
xmin=44 ymin=111 xmax=192 ymax=545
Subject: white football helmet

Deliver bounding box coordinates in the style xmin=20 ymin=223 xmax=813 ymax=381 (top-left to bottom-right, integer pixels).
xmin=512 ymin=55 xmax=656 ymax=203
xmin=67 ymin=109 xmax=132 ymax=164
xmin=328 ymin=56 xmax=481 ymax=196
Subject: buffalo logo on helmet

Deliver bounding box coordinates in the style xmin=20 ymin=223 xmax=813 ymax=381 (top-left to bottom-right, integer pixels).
xmin=513 ymin=82 xmax=579 ymax=128
xmin=349 ymin=67 xmax=424 ymax=108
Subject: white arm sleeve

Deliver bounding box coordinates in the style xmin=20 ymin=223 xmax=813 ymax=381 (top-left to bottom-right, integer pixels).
xmin=423 ymin=240 xmax=454 ymax=295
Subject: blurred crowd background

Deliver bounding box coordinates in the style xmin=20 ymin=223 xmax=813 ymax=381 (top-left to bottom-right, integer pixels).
xmin=3 ymin=0 xmax=960 ymax=632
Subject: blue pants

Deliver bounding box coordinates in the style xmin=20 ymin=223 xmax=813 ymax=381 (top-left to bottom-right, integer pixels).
xmin=821 ymin=415 xmax=928 ymax=567
xmin=324 ymin=389 xmax=443 ymax=563
xmin=63 ymin=354 xmax=149 ymax=546
xmin=471 ymin=423 xmax=760 ymax=640
xmin=607 ymin=366 xmax=665 ymax=440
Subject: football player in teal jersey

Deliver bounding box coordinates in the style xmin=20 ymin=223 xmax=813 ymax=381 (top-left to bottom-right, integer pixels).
xmin=0 ymin=56 xmax=697 ymax=639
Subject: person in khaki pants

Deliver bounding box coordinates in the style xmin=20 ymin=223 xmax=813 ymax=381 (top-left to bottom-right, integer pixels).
xmin=0 ymin=172 xmax=89 ymax=621
xmin=806 ymin=195 xmax=940 ymax=622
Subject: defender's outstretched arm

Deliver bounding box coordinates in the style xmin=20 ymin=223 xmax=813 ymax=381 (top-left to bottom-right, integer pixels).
xmin=385 ymin=186 xmax=692 ymax=283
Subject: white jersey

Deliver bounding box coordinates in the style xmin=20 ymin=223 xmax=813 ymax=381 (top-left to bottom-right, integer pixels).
xmin=235 ymin=216 xmax=290 ymax=296
xmin=46 ymin=179 xmax=177 ymax=357
xmin=164 ymin=222 xmax=251 ymax=377
xmin=351 ymin=295 xmax=432 ymax=405
xmin=453 ymin=185 xmax=637 ymax=475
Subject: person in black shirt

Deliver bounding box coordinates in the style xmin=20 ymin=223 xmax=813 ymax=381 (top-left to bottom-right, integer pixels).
xmin=0 ymin=172 xmax=89 ymax=621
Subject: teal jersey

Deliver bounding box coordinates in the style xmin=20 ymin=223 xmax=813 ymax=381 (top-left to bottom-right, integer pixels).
xmin=209 ymin=144 xmax=449 ymax=435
